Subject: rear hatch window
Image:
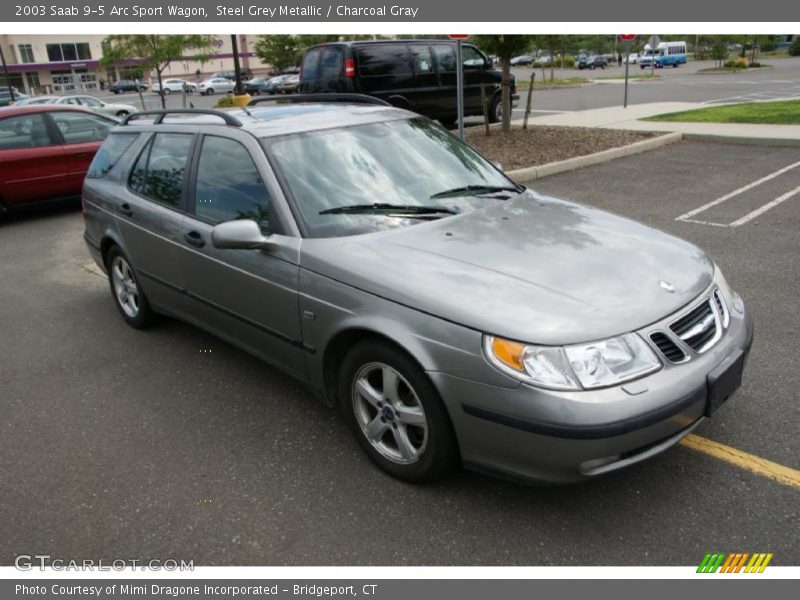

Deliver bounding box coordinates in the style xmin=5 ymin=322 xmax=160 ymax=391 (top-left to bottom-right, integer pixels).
xmin=301 ymin=46 xmax=344 ymax=80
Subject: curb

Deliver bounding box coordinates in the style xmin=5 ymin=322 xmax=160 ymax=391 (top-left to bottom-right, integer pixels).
xmin=506 ymin=131 xmax=683 ymax=183
xmin=681 ymin=133 xmax=800 ymax=148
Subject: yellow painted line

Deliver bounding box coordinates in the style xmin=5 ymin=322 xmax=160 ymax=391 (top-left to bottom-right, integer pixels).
xmin=680 ymin=434 xmax=800 ymax=490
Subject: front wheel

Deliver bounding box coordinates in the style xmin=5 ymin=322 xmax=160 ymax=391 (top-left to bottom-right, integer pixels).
xmin=116 ymin=110 xmax=129 ymax=118
xmin=338 ymin=340 xmax=459 ymax=483
xmin=489 ymin=94 xmax=502 ymax=123
xmin=205 ymin=88 xmax=214 ymax=96
xmin=163 ymin=88 xmax=172 ymax=94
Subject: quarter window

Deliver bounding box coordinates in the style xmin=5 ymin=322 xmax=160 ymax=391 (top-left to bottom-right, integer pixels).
xmin=129 ymin=133 xmax=194 ymax=209
xmin=193 ymin=136 xmax=273 ymax=232
xmin=87 ymin=133 xmax=139 ymax=179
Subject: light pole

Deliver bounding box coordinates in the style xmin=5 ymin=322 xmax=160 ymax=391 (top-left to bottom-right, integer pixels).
xmin=0 ymin=45 xmax=16 ymax=104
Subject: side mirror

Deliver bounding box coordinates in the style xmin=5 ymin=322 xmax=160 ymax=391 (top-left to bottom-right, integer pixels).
xmin=491 ymin=160 xmax=503 ymax=171
xmin=211 ymin=219 xmax=270 ymax=250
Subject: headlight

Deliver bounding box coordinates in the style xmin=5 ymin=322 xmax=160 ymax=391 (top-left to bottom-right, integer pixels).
xmin=484 ymin=333 xmax=662 ymax=391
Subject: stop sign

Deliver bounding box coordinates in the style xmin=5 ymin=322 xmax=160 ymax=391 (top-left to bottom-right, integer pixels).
xmin=619 ymin=34 xmax=637 ymax=41
xmin=448 ymin=34 xmax=470 ymax=40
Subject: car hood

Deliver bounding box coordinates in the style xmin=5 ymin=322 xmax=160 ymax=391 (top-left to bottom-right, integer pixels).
xmin=300 ymin=191 xmax=715 ymax=345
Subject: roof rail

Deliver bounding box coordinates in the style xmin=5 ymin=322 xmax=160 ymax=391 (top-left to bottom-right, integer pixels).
xmin=247 ymin=93 xmax=391 ymax=108
xmin=120 ymin=109 xmax=242 ymax=127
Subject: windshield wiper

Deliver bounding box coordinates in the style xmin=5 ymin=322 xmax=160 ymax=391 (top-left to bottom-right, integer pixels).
xmin=429 ymin=184 xmax=522 ymax=199
xmin=319 ymin=202 xmax=458 ymax=217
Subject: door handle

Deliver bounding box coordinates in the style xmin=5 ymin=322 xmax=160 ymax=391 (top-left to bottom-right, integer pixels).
xmin=73 ymin=152 xmax=93 ymax=159
xmin=119 ymin=203 xmax=133 ymax=216
xmin=183 ymin=230 xmax=205 ymax=248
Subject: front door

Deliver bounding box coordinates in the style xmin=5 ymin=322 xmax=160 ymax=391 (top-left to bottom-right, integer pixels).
xmin=179 ymin=132 xmax=305 ymax=379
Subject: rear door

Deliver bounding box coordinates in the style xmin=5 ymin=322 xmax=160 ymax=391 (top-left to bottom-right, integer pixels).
xmin=406 ymin=44 xmax=440 ymax=117
xmin=431 ymin=43 xmax=458 ymax=119
xmin=114 ymin=131 xmax=196 ymax=315
xmin=178 ymin=132 xmax=305 ymax=378
xmin=0 ymin=112 xmax=69 ymax=206
xmin=47 ymin=110 xmax=116 ymax=191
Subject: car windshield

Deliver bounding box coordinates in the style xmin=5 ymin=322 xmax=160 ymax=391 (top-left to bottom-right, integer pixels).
xmin=263 ymin=117 xmax=519 ymax=238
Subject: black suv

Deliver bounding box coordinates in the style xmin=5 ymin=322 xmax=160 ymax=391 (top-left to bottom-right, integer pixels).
xmin=298 ymin=40 xmax=517 ymax=124
xmin=109 ymin=80 xmax=148 ymax=94
xmin=577 ymin=55 xmax=608 ymax=70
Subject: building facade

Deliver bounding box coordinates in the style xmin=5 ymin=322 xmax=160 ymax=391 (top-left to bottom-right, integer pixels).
xmin=0 ymin=35 xmax=264 ymax=95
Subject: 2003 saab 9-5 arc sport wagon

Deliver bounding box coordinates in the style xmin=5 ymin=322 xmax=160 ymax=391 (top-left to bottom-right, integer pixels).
xmin=82 ymin=95 xmax=753 ymax=484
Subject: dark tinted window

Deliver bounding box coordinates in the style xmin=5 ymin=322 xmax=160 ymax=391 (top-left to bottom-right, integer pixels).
xmin=301 ymin=46 xmax=343 ymax=80
xmin=0 ymin=114 xmax=53 ymax=150
xmin=193 ymin=136 xmax=273 ymax=232
xmin=410 ymin=45 xmax=433 ymax=74
xmin=461 ymin=45 xmax=487 ymax=68
xmin=87 ymin=133 xmax=138 ymax=178
xmin=50 ymin=111 xmax=114 ymax=144
xmin=433 ymin=45 xmax=456 ymax=73
xmin=130 ymin=133 xmax=193 ymax=208
xmin=356 ymin=44 xmax=411 ymax=77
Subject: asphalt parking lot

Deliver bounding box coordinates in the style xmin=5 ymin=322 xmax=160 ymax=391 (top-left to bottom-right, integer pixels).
xmin=0 ymin=140 xmax=798 ymax=566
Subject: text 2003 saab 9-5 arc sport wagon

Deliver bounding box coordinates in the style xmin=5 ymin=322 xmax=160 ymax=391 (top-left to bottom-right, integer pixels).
xmin=82 ymin=96 xmax=753 ymax=484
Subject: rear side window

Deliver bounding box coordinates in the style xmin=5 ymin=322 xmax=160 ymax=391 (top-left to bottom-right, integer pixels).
xmin=50 ymin=111 xmax=114 ymax=144
xmin=0 ymin=114 xmax=53 ymax=150
xmin=410 ymin=45 xmax=433 ymax=74
xmin=86 ymin=133 xmax=138 ymax=179
xmin=433 ymin=45 xmax=456 ymax=73
xmin=356 ymin=44 xmax=411 ymax=77
xmin=129 ymin=133 xmax=193 ymax=209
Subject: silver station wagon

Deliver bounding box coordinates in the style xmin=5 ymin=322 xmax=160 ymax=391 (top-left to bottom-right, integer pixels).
xmin=82 ymin=95 xmax=753 ymax=484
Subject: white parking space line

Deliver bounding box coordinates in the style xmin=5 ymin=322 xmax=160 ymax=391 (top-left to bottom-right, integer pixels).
xmin=676 ymin=160 xmax=800 ymax=223
xmin=729 ymin=183 xmax=800 ymax=227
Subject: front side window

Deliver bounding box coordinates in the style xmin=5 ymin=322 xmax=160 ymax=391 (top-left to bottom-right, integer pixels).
xmin=50 ymin=111 xmax=114 ymax=144
xmin=193 ymin=136 xmax=273 ymax=232
xmin=461 ymin=45 xmax=486 ymax=68
xmin=129 ymin=133 xmax=194 ymax=209
xmin=265 ymin=118 xmax=515 ymax=238
xmin=0 ymin=114 xmax=53 ymax=150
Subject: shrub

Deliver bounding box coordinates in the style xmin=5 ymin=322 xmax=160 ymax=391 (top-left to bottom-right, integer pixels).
xmin=749 ymin=61 xmax=762 ymax=68
xmin=214 ymin=95 xmax=235 ymax=108
xmin=561 ymin=56 xmax=576 ymax=68
xmin=790 ymin=38 xmax=800 ymax=57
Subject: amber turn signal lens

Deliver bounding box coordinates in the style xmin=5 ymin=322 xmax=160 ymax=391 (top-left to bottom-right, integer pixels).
xmin=490 ymin=337 xmax=526 ymax=371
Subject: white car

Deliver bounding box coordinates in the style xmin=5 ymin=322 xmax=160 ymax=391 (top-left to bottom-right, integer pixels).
xmin=151 ymin=78 xmax=198 ymax=94
xmin=198 ymin=77 xmax=235 ymax=95
xmin=16 ymin=94 xmax=137 ymax=117
xmin=625 ymin=53 xmax=640 ymax=64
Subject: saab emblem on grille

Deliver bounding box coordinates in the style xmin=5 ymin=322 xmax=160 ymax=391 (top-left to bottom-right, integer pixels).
xmin=659 ymin=280 xmax=676 ymax=293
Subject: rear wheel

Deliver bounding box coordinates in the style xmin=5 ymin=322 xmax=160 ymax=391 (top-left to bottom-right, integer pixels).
xmin=206 ymin=88 xmax=214 ymax=96
xmin=338 ymin=340 xmax=459 ymax=483
xmin=163 ymin=88 xmax=172 ymax=94
xmin=106 ymin=246 xmax=157 ymax=329
xmin=115 ymin=110 xmax=129 ymax=118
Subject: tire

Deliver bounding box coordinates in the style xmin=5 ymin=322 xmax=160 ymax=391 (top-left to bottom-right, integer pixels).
xmin=163 ymin=88 xmax=171 ymax=94
xmin=488 ymin=93 xmax=502 ymax=124
xmin=116 ymin=111 xmax=129 ymax=118
xmin=673 ymin=63 xmax=679 ymax=68
xmin=338 ymin=339 xmax=459 ymax=483
xmin=105 ymin=246 xmax=157 ymax=329
xmin=114 ymin=90 xmax=120 ymax=94
xmin=205 ymin=88 xmax=214 ymax=96
xmin=590 ymin=65 xmax=595 ymax=70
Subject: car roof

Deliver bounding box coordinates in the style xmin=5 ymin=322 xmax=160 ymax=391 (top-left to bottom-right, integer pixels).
xmin=123 ymin=102 xmax=413 ymax=138
xmin=0 ymin=104 xmax=111 ymax=117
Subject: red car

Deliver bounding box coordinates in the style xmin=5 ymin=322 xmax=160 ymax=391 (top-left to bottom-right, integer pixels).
xmin=0 ymin=105 xmax=116 ymax=214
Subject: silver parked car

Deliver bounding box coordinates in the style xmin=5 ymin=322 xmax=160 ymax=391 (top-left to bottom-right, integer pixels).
xmin=82 ymin=96 xmax=753 ymax=484
xmin=17 ymin=94 xmax=137 ymax=117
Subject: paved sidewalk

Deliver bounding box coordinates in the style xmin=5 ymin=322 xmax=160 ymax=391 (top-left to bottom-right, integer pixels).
xmin=520 ymin=101 xmax=800 ymax=144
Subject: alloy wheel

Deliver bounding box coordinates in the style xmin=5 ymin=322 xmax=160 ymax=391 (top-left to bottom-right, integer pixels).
xmin=351 ymin=362 xmax=428 ymax=465
xmin=111 ymin=255 xmax=139 ymax=318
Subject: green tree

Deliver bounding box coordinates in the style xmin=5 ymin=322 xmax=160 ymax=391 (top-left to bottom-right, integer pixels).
xmin=790 ymin=37 xmax=800 ymax=57
xmin=102 ymin=35 xmax=215 ymax=109
xmin=471 ymin=35 xmax=532 ymax=132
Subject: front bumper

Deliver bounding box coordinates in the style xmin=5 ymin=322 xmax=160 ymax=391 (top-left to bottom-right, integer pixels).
xmin=431 ymin=293 xmax=754 ymax=484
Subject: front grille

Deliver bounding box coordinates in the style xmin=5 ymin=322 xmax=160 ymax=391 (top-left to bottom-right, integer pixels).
xmin=650 ymin=332 xmax=686 ymax=363
xmin=669 ymin=298 xmax=719 ymax=353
